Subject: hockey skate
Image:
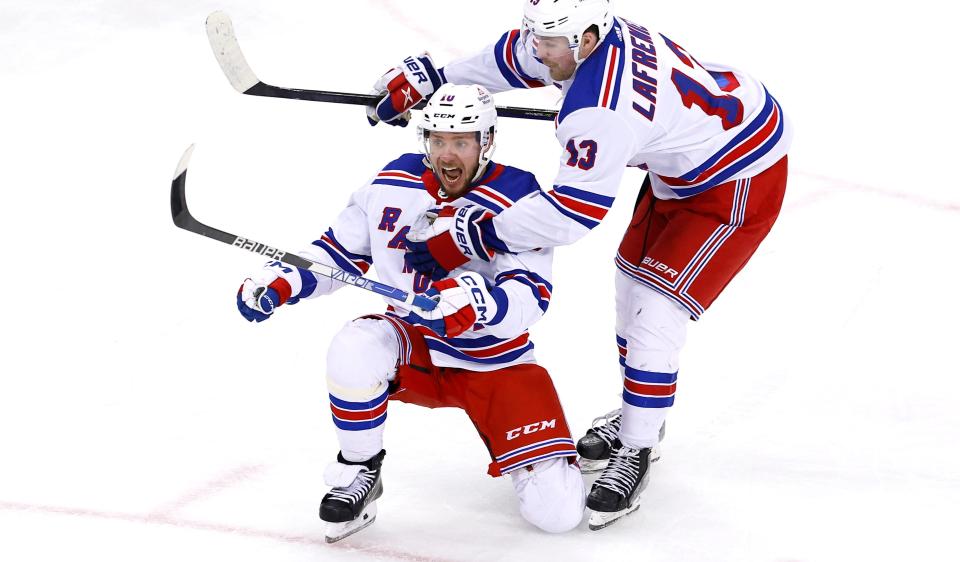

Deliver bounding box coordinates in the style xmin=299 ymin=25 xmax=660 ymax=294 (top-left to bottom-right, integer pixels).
xmin=576 ymin=409 xmax=663 ymax=473
xmin=586 ymin=446 xmax=652 ymax=530
xmin=319 ymin=450 xmax=386 ymax=543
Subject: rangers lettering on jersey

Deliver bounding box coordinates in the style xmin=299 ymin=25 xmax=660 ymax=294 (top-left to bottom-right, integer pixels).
xmin=379 ymin=207 xmax=403 ymax=231
xmin=293 ymin=153 xmax=553 ymax=371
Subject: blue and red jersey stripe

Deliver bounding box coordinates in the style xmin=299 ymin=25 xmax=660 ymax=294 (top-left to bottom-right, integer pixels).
xmin=542 ymin=184 xmax=615 ymax=230
xmin=495 ymin=29 xmax=548 ymax=89
xmin=657 ymin=89 xmax=785 ymax=195
xmin=496 ymin=269 xmax=553 ymax=313
xmin=313 ymin=229 xmax=372 ymax=277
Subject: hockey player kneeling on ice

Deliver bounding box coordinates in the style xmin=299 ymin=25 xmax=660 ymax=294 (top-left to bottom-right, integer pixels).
xmin=236 ymin=84 xmax=585 ymax=542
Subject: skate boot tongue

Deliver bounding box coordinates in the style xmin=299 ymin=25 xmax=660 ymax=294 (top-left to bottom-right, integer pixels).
xmin=324 ymin=463 xmax=363 ymax=487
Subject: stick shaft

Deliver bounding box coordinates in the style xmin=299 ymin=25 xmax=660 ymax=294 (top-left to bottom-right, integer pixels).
xmin=206 ymin=11 xmax=558 ymax=121
xmin=170 ymin=145 xmax=437 ymax=311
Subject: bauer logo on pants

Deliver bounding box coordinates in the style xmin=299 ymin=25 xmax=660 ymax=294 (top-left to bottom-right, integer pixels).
xmin=642 ymin=256 xmax=679 ymax=279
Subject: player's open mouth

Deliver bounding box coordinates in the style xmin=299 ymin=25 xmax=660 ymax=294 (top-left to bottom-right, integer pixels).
xmin=441 ymin=166 xmax=463 ymax=184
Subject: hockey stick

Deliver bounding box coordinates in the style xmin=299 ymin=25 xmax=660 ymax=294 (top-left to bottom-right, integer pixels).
xmin=170 ymin=145 xmax=437 ymax=311
xmin=205 ymin=11 xmax=559 ymax=122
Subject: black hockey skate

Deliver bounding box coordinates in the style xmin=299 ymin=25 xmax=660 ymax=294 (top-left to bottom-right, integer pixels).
xmin=576 ymin=409 xmax=664 ymax=473
xmin=319 ymin=449 xmax=386 ymax=543
xmin=586 ymin=446 xmax=652 ymax=530
xmin=576 ymin=409 xmax=623 ymax=473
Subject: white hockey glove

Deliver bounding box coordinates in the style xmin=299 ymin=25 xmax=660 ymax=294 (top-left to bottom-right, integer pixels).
xmin=236 ymin=262 xmax=299 ymax=322
xmin=366 ymin=52 xmax=444 ymax=127
xmin=407 ymin=272 xmax=507 ymax=338
xmin=404 ymin=204 xmax=498 ymax=281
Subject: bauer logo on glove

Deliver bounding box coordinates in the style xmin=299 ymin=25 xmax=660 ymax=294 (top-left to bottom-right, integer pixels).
xmin=367 ymin=52 xmax=444 ymax=127
xmin=404 ymin=204 xmax=497 ymax=281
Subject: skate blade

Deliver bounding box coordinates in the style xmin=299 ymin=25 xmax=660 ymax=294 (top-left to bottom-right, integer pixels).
xmin=578 ymin=457 xmax=609 ymax=474
xmin=588 ymin=501 xmax=642 ymax=531
xmin=325 ymin=502 xmax=377 ymax=543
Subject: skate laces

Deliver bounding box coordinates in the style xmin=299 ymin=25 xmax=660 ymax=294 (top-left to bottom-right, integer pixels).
xmin=589 ymin=409 xmax=622 ymax=446
xmin=327 ymin=467 xmax=377 ymax=504
xmin=594 ymin=446 xmax=644 ymax=497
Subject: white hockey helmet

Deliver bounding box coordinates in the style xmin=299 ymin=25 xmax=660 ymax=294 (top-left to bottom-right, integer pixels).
xmin=522 ymin=0 xmax=614 ymax=62
xmin=418 ymin=83 xmax=498 ymax=182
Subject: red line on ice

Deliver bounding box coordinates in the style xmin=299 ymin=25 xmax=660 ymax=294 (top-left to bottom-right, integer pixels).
xmin=0 ymin=499 xmax=459 ymax=562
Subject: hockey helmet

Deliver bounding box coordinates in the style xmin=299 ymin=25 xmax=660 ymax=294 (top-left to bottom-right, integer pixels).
xmin=418 ymin=83 xmax=498 ymax=182
xmin=522 ymin=0 xmax=614 ymax=63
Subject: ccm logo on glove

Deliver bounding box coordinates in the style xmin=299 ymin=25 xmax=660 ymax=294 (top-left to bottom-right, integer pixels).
xmin=460 ymin=273 xmax=490 ymax=322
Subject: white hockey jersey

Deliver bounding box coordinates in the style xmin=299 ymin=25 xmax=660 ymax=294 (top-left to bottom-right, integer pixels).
xmin=273 ymin=153 xmax=554 ymax=372
xmin=440 ymin=17 xmax=793 ymax=252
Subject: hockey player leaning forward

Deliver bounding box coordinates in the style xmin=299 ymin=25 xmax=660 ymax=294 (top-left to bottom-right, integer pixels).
xmin=237 ymin=84 xmax=585 ymax=541
xmin=367 ymin=0 xmax=793 ymax=528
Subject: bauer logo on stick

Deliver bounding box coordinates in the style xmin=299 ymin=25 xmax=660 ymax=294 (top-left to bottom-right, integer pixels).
xmin=233 ymin=237 xmax=286 ymax=260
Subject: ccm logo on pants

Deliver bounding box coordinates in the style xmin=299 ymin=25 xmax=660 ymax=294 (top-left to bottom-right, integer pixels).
xmin=506 ymin=419 xmax=557 ymax=441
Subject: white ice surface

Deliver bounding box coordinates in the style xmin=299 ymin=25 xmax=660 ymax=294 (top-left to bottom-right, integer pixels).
xmin=1 ymin=1 xmax=958 ymax=561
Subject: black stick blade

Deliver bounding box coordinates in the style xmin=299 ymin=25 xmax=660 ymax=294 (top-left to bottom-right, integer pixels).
xmin=169 ymin=145 xmax=237 ymax=245
xmin=170 ymin=145 xmax=195 ymax=229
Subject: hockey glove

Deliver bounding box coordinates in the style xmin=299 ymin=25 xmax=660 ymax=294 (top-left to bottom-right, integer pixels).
xmin=367 ymin=52 xmax=444 ymax=127
xmin=404 ymin=205 xmax=498 ymax=281
xmin=237 ymin=267 xmax=294 ymax=323
xmin=407 ymin=272 xmax=507 ymax=338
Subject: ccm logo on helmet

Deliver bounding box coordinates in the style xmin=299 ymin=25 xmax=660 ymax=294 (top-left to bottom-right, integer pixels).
xmin=506 ymin=419 xmax=557 ymax=441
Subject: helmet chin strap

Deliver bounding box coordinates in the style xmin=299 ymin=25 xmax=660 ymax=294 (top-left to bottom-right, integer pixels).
xmin=471 ymin=129 xmax=496 ymax=183
xmin=470 ymin=161 xmax=490 ymax=184
xmin=571 ymin=38 xmax=585 ymax=64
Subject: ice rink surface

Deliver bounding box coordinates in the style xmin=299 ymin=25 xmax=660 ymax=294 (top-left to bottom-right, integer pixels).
xmin=1 ymin=1 xmax=958 ymax=560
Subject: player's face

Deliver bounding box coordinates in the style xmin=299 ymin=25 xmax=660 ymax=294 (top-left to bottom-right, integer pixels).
xmin=427 ymin=131 xmax=482 ymax=197
xmin=534 ymin=35 xmax=578 ymax=81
